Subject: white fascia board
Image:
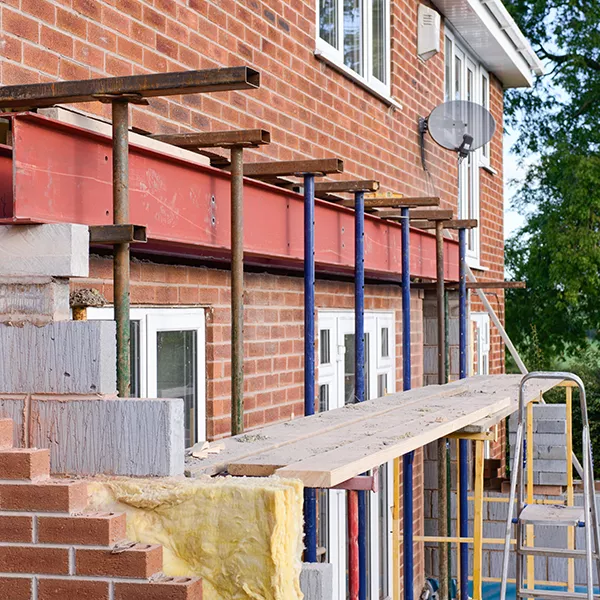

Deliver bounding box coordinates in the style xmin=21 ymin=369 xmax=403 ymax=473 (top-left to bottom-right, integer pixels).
xmin=431 ymin=0 xmax=544 ymax=88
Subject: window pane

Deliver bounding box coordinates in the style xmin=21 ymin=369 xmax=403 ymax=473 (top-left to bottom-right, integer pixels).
xmin=467 ymin=66 xmax=474 ymax=102
xmin=344 ymin=0 xmax=363 ymax=76
xmin=454 ymin=55 xmax=462 ymax=100
xmin=444 ymin=37 xmax=452 ymax=101
xmin=130 ymin=320 xmax=140 ymax=398
xmin=482 ymin=75 xmax=490 ymax=158
xmin=378 ymin=373 xmax=387 ymax=397
xmin=320 ymin=329 xmax=331 ymax=364
xmin=381 ymin=327 xmax=389 ymax=358
xmin=379 ymin=465 xmax=389 ymax=598
xmin=319 ymin=384 xmax=330 ymax=413
xmin=344 ymin=333 xmax=356 ymax=404
xmin=372 ymin=0 xmax=386 ymax=83
xmin=319 ymin=0 xmax=338 ymax=48
xmin=157 ymin=330 xmax=198 ymax=448
xmin=316 ymin=489 xmax=329 ymax=562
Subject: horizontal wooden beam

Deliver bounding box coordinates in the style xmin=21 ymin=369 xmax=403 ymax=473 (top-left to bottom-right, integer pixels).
xmin=412 ymin=281 xmax=526 ymax=290
xmin=0 ymin=67 xmax=260 ymax=108
xmin=89 ymin=224 xmax=147 ymax=244
xmin=150 ymin=129 xmax=270 ymax=148
xmin=336 ymin=195 xmax=440 ymax=209
xmin=314 ymin=180 xmax=380 ymax=193
xmin=243 ymin=158 xmax=344 ymax=177
xmin=375 ymin=209 xmax=453 ymax=220
xmin=411 ymin=219 xmax=478 ymax=230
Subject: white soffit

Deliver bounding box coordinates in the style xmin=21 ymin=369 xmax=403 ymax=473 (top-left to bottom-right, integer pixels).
xmin=431 ymin=0 xmax=545 ymax=88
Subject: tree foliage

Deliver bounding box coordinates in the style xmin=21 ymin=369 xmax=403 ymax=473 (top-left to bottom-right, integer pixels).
xmin=503 ymin=1 xmax=600 ymax=359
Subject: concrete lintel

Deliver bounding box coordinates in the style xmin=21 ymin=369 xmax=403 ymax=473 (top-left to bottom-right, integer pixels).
xmin=0 ymin=224 xmax=89 ymax=277
xmin=300 ymin=563 xmax=333 ymax=600
xmin=0 ymin=320 xmax=116 ymax=394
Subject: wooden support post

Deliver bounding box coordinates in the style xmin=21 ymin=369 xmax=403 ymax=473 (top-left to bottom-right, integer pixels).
xmin=566 ymin=385 xmax=575 ymax=593
xmin=473 ymin=440 xmax=485 ymax=600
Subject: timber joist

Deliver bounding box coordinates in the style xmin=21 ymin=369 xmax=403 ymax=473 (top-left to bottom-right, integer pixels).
xmin=0 ymin=67 xmax=260 ymax=109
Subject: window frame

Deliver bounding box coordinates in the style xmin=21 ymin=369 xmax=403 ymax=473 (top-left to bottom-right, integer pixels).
xmin=316 ymin=0 xmax=392 ymax=99
xmin=444 ymin=27 xmax=488 ymax=267
xmin=317 ymin=309 xmax=395 ymax=600
xmin=87 ymin=307 xmax=206 ymax=446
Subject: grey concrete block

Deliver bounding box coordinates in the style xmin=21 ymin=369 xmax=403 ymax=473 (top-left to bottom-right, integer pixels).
xmin=535 ymin=459 xmax=567 ymax=473
xmin=31 ymin=396 xmax=185 ymax=476
xmin=548 ymin=556 xmax=569 ymax=584
xmin=536 ymin=420 xmax=567 ymax=434
xmin=534 ymin=405 xmax=567 ymax=419
xmin=0 ymin=395 xmax=26 ymax=446
xmin=424 ymin=461 xmax=438 ymax=489
xmin=534 ymin=445 xmax=570 ymax=460
xmin=0 ymin=224 xmax=89 ymax=277
xmin=534 ymin=471 xmax=567 ymax=485
xmin=300 ymin=563 xmax=333 ymax=600
xmin=0 ymin=277 xmax=69 ymax=325
xmin=424 ymin=319 xmax=438 ymax=346
xmin=423 ymin=346 xmax=437 ymax=375
xmin=0 ymin=321 xmax=116 ymax=394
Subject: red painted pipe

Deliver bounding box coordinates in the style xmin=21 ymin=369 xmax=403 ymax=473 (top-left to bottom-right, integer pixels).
xmin=348 ymin=490 xmax=359 ymax=600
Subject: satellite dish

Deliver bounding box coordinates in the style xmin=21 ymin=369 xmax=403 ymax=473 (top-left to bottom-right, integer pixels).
xmin=423 ymin=101 xmax=496 ymax=159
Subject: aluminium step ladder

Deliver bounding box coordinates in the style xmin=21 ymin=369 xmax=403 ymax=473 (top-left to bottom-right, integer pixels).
xmin=500 ymin=372 xmax=600 ymax=600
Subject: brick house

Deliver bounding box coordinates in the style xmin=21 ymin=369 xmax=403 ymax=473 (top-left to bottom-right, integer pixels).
xmin=0 ymin=0 xmax=541 ymax=597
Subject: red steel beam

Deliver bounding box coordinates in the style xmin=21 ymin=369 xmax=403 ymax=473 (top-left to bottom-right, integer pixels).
xmin=3 ymin=112 xmax=458 ymax=281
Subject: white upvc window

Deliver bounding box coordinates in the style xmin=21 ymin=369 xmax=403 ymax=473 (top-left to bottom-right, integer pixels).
xmin=87 ymin=307 xmax=206 ymax=448
xmin=317 ymin=310 xmax=395 ymax=600
xmin=444 ymin=28 xmax=489 ymax=265
xmin=316 ymin=0 xmax=391 ymax=98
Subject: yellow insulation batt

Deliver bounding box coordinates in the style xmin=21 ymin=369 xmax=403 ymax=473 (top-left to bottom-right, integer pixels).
xmin=87 ymin=476 xmax=304 ymax=600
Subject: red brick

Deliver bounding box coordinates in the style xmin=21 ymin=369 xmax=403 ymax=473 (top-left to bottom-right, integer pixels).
xmin=73 ymin=0 xmax=101 ymax=20
xmin=0 ymin=480 xmax=88 ymax=512
xmin=41 ymin=25 xmax=73 ymax=56
xmin=3 ymin=8 xmax=39 ymax=43
xmin=38 ymin=512 xmax=126 ymax=546
xmin=0 ymin=448 xmax=50 ymax=480
xmin=0 ymin=546 xmax=69 ymax=574
xmin=57 ymin=7 xmax=87 ymax=38
xmin=24 ymin=44 xmax=60 ymax=76
xmin=38 ymin=578 xmax=109 ymax=600
xmin=76 ymin=544 xmax=163 ymax=578
xmin=0 ymin=577 xmax=31 ymax=600
xmin=114 ymin=577 xmax=202 ymax=600
xmin=0 ymin=419 xmax=13 ymax=449
xmin=0 ymin=515 xmax=33 ymax=542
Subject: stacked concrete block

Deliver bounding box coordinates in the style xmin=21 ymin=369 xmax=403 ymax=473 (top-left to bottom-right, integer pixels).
xmin=0 ymin=223 xmax=186 ymax=477
xmin=423 ymin=290 xmax=460 ymax=386
xmin=300 ymin=563 xmax=333 ymax=600
xmin=509 ymin=404 xmax=568 ymax=486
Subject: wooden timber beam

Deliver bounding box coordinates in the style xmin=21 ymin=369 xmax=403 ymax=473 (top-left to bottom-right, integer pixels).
xmin=375 ymin=208 xmax=453 ymax=220
xmin=411 ymin=219 xmax=478 ymax=230
xmin=150 ymin=129 xmax=270 ymax=148
xmin=412 ymin=281 xmax=526 ymax=291
xmin=336 ymin=195 xmax=440 ymax=209
xmin=314 ymin=180 xmax=380 ymax=193
xmin=0 ymin=67 xmax=260 ymax=109
xmin=243 ymin=158 xmax=344 ymax=177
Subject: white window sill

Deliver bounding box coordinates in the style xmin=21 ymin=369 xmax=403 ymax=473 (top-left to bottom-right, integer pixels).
xmin=314 ymin=49 xmax=403 ymax=111
xmin=468 ymin=258 xmax=489 ymax=272
xmin=480 ymin=162 xmax=498 ymax=175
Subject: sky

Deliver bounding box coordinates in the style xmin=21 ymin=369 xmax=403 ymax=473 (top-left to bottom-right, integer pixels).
xmin=503 ymin=127 xmax=526 ymax=240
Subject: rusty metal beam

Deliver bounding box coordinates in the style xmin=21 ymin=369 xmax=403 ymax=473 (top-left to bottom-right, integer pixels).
xmin=0 ymin=67 xmax=260 ymax=109
xmin=411 ymin=219 xmax=478 ymax=230
xmin=336 ymin=195 xmax=440 ymax=209
xmin=89 ymin=224 xmax=147 ymax=244
xmin=375 ymin=209 xmax=454 ymax=220
xmin=151 ymin=129 xmax=270 ymax=148
xmin=243 ymin=158 xmax=343 ymax=177
xmin=412 ymin=281 xmax=526 ymax=290
xmin=314 ymin=180 xmax=379 ymax=193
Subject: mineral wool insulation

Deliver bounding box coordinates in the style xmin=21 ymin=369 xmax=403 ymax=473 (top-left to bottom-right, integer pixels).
xmin=88 ymin=476 xmax=304 ymax=600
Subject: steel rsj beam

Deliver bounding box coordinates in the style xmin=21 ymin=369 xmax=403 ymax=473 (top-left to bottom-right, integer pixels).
xmin=0 ymin=67 xmax=260 ymax=108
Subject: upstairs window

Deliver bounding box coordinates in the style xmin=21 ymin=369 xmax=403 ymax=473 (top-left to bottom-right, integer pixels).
xmin=317 ymin=0 xmax=391 ymax=96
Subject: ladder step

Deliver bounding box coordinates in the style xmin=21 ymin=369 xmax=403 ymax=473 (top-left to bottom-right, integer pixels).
xmin=519 ymin=546 xmax=597 ymax=559
xmin=519 ymin=504 xmax=586 ymax=526
xmin=518 ymin=588 xmax=599 ymax=599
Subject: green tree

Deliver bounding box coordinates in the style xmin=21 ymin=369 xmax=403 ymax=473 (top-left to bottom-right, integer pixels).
xmin=503 ymin=1 xmax=600 ymax=360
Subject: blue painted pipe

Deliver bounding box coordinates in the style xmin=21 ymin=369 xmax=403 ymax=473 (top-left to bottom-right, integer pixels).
xmin=303 ymin=173 xmax=317 ymax=563
xmin=458 ymin=228 xmax=469 ymax=599
xmin=401 ymin=207 xmax=414 ymax=600
xmin=354 ymin=191 xmax=368 ymax=600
